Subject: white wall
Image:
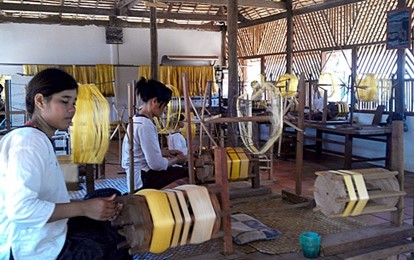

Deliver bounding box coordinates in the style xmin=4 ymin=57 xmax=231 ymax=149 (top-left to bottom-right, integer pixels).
xmin=0 ymin=23 xmax=222 ymax=119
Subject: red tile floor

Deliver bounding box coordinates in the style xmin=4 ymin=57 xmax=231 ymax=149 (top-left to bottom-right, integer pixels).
xmin=101 ymin=140 xmax=414 ymax=258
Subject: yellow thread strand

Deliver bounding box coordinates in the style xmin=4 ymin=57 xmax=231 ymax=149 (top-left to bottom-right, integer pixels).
xmin=165 ymin=189 xmax=191 ymax=246
xmin=163 ymin=190 xmax=184 ymax=248
xmin=226 ymin=147 xmax=241 ymax=180
xmin=329 ymin=170 xmax=357 ymax=217
xmin=237 ymin=76 xmax=284 ymax=155
xmin=339 ymin=170 xmax=369 ymax=216
xmin=136 ymin=189 xmax=175 ymax=253
xmin=233 ymin=147 xmax=250 ymax=179
xmin=175 ymin=185 xmax=216 ymax=244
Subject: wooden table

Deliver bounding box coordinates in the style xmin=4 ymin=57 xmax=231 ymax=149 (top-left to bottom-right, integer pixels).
xmin=304 ymin=122 xmax=392 ymax=169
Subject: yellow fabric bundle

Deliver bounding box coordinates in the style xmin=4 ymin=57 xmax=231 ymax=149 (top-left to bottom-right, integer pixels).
xmin=95 ymin=64 xmax=115 ymax=96
xmin=23 ymin=64 xmax=115 ymax=97
xmin=71 ymin=84 xmax=110 ymax=164
xmin=138 ymin=65 xmax=216 ymax=96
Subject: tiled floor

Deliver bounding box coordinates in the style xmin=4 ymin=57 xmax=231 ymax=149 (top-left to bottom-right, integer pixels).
xmin=98 ymin=140 xmax=413 ymax=258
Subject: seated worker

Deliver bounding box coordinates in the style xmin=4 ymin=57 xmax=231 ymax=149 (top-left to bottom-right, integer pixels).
xmin=0 ymin=69 xmax=130 ymax=259
xmin=121 ymin=78 xmax=188 ymax=192
xmin=167 ymin=113 xmax=188 ymax=156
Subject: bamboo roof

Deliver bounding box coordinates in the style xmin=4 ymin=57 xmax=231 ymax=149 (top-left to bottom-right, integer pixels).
xmin=0 ymin=0 xmax=351 ymax=31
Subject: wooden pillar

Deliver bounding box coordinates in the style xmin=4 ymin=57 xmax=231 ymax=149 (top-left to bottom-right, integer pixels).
xmin=221 ymin=24 xmax=227 ymax=66
xmin=286 ymin=0 xmax=293 ymax=74
xmin=4 ymin=79 xmax=11 ymax=132
xmin=295 ymin=73 xmax=305 ymax=195
xmin=182 ymin=72 xmax=196 ymax=184
xmin=226 ymin=0 xmax=238 ymax=147
xmin=350 ymin=47 xmax=357 ymax=125
xmin=390 ymin=0 xmax=406 ymax=227
xmin=214 ymin=147 xmax=232 ymax=255
xmin=127 ymin=82 xmax=135 ymax=194
xmin=150 ymin=3 xmax=158 ymax=80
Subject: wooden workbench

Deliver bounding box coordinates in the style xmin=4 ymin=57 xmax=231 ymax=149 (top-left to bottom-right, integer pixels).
xmin=304 ymin=122 xmax=392 ymax=169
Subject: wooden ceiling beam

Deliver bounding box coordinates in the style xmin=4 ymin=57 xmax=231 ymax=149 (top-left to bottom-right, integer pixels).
xmin=118 ymin=0 xmax=141 ymax=9
xmin=161 ymin=0 xmax=286 ymax=9
xmin=0 ymin=2 xmax=228 ymax=21
xmin=239 ymin=0 xmax=365 ymax=28
xmin=0 ymin=15 xmax=221 ymax=30
xmin=293 ymin=0 xmax=365 ymax=15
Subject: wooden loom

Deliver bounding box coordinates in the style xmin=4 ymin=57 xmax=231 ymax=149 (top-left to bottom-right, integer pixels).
xmin=114 ymin=80 xmax=233 ymax=255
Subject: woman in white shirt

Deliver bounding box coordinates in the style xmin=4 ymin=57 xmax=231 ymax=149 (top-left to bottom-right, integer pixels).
xmin=122 ymin=78 xmax=188 ymax=192
xmin=167 ymin=113 xmax=188 ymax=156
xmin=0 ymin=69 xmax=130 ymax=259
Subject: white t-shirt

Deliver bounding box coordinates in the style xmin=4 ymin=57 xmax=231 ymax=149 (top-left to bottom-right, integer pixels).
xmin=167 ymin=132 xmax=188 ymax=156
xmin=121 ymin=115 xmax=168 ymax=191
xmin=0 ymin=127 xmax=69 ymax=259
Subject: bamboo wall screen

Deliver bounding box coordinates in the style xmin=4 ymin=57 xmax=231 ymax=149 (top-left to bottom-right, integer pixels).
xmin=235 ymin=0 xmax=414 ymax=82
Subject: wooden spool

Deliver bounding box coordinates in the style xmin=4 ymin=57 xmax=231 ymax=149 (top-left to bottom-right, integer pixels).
xmin=194 ymin=147 xmax=253 ymax=183
xmin=113 ymin=195 xmax=153 ymax=254
xmin=314 ymin=168 xmax=405 ymax=217
xmin=112 ymin=185 xmax=223 ymax=255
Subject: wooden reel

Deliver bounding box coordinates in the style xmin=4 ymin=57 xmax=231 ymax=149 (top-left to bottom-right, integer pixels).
xmin=112 ymin=185 xmax=223 ymax=255
xmin=313 ymin=168 xmax=405 ymax=218
xmin=194 ymin=147 xmax=254 ymax=183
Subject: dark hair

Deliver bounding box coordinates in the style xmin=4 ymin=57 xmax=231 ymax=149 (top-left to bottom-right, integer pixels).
xmin=178 ymin=113 xmax=185 ymax=121
xmin=26 ymin=68 xmax=78 ymax=116
xmin=135 ymin=77 xmax=172 ymax=108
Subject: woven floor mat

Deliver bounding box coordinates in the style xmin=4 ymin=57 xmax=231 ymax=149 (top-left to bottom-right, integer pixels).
xmin=133 ymin=194 xmax=367 ymax=258
xmin=230 ymin=194 xmax=368 ymax=255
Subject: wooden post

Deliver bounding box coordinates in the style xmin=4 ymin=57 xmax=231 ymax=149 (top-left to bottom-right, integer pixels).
xmin=286 ymin=0 xmax=293 ymax=74
xmin=390 ymin=0 xmax=406 ymax=227
xmin=295 ymin=73 xmax=305 ymax=195
xmin=322 ymin=89 xmax=328 ymax=122
xmin=150 ymin=2 xmax=158 ymax=80
xmin=226 ymin=0 xmax=238 ymax=147
xmin=182 ymin=72 xmax=195 ymax=184
xmin=127 ymin=82 xmax=135 ymax=194
xmin=214 ymin=147 xmax=232 ymax=255
xmin=85 ymin=163 xmax=95 ymax=193
xmin=4 ymin=79 xmax=11 ymax=132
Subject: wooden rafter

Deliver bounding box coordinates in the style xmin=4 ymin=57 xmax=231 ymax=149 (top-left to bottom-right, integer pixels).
xmin=161 ymin=0 xmax=286 ymax=9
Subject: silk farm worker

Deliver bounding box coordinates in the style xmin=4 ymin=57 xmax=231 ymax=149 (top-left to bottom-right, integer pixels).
xmin=167 ymin=113 xmax=188 ymax=156
xmin=0 ymin=69 xmax=130 ymax=260
xmin=121 ymin=78 xmax=188 ymax=192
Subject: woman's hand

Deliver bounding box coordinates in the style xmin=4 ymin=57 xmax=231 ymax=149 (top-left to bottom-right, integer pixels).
xmin=162 ymin=149 xmax=183 ymax=158
xmin=175 ymin=154 xmax=188 ymax=165
xmin=81 ymin=194 xmax=123 ymax=221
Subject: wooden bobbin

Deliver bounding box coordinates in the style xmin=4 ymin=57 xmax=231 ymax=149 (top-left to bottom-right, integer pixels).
xmin=112 ymin=195 xmax=153 ymax=254
xmin=194 ymin=147 xmax=252 ymax=183
xmin=112 ymin=185 xmax=223 ymax=255
xmin=314 ymin=168 xmax=405 ymax=217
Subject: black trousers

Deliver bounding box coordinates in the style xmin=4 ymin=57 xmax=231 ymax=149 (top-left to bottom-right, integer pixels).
xmin=141 ymin=166 xmax=188 ymax=190
xmin=57 ymin=216 xmax=132 ymax=260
